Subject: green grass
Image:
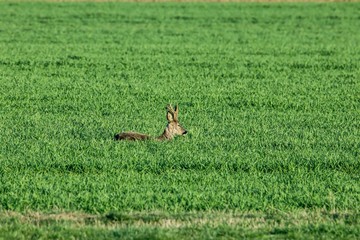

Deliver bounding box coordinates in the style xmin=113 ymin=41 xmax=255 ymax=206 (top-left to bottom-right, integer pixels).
xmin=0 ymin=1 xmax=359 ymax=238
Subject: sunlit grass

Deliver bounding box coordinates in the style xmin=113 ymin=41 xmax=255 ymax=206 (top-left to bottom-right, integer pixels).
xmin=0 ymin=1 xmax=359 ymax=238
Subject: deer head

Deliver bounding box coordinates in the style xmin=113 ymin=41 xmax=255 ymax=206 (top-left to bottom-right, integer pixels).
xmin=162 ymin=104 xmax=187 ymax=140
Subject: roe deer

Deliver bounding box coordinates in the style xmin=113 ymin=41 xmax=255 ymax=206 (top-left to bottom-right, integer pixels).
xmin=114 ymin=104 xmax=187 ymax=141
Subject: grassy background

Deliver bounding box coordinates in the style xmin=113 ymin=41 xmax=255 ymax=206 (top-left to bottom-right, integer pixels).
xmin=1 ymin=210 xmax=359 ymax=239
xmin=0 ymin=1 xmax=359 ymax=238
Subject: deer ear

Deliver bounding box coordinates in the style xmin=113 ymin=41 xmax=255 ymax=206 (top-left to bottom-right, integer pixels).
xmin=166 ymin=104 xmax=175 ymax=122
xmin=166 ymin=111 xmax=174 ymax=122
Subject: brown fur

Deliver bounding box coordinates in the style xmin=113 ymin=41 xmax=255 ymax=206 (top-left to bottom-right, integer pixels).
xmin=114 ymin=104 xmax=187 ymax=141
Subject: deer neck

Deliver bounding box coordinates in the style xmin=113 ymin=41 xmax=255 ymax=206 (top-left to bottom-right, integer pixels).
xmin=156 ymin=127 xmax=174 ymax=141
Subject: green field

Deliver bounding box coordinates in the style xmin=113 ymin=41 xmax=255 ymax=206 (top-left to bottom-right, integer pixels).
xmin=0 ymin=1 xmax=359 ymax=239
